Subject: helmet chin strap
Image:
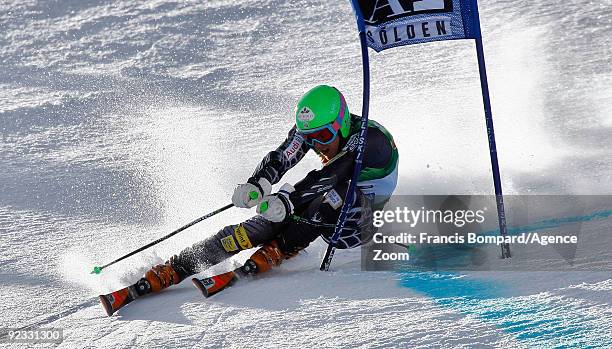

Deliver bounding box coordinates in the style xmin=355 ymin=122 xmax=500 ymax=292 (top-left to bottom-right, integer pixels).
xmin=313 ymin=133 xmax=345 ymax=164
xmin=317 ymin=152 xmax=330 ymax=164
xmin=321 ymin=149 xmax=348 ymax=167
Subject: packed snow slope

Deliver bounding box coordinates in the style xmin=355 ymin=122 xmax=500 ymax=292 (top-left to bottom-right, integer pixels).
xmin=1 ymin=0 xmax=611 ymax=348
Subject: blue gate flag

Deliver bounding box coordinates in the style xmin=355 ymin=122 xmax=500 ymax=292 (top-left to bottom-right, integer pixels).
xmin=356 ymin=0 xmax=481 ymax=52
xmin=322 ymin=0 xmax=511 ymax=270
xmin=344 ymin=0 xmax=511 ymax=260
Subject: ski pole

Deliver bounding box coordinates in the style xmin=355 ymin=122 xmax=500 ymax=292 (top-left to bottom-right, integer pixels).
xmin=91 ymin=203 xmax=234 ymax=274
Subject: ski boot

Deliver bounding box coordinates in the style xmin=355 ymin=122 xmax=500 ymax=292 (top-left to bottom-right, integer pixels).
xmin=99 ymin=263 xmax=182 ymax=316
xmin=192 ymin=240 xmax=285 ymax=297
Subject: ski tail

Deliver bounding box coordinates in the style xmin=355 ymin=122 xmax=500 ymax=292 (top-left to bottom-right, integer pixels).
xmin=191 ymin=241 xmax=286 ymax=298
xmin=98 ymin=285 xmax=139 ymax=316
xmin=192 ymin=270 xmax=237 ymax=298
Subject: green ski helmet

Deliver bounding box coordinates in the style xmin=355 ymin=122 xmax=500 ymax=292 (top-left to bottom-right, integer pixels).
xmin=295 ymin=85 xmax=351 ymax=139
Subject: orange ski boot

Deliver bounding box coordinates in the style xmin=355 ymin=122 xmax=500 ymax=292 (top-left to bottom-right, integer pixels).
xmin=241 ymin=240 xmax=285 ymax=274
xmin=99 ymin=263 xmax=182 ymax=316
xmin=192 ymin=240 xmax=286 ymax=298
xmin=143 ymin=263 xmax=182 ymax=293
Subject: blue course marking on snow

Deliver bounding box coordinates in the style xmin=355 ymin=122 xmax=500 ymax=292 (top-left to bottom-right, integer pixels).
xmin=397 ymin=210 xmax=612 ymax=347
xmin=482 ymin=209 xmax=612 ymax=238
xmin=399 ymin=272 xmax=608 ymax=347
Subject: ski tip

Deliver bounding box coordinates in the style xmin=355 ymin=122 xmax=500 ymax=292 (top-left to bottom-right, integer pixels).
xmin=99 ymin=295 xmax=114 ymax=317
xmin=191 ymin=278 xmax=210 ymax=298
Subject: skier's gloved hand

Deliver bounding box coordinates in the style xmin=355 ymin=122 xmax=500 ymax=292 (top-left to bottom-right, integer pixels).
xmin=232 ymin=178 xmax=272 ymax=208
xmin=257 ymin=183 xmax=295 ymax=222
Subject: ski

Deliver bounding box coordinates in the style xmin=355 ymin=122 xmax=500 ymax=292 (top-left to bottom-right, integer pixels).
xmin=99 ymin=264 xmax=250 ymax=315
xmin=99 ymin=285 xmax=141 ymax=316
xmin=98 ymin=266 xmax=242 ymax=316
xmin=191 ymin=270 xmax=238 ymax=297
xmin=192 ymin=259 xmax=259 ymax=297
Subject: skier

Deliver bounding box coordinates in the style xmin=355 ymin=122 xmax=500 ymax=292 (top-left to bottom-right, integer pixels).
xmin=100 ymin=85 xmax=399 ymax=315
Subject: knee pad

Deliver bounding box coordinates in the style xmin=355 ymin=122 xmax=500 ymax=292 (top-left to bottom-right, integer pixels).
xmin=171 ymin=224 xmax=252 ymax=274
xmin=216 ymin=223 xmax=254 ymax=254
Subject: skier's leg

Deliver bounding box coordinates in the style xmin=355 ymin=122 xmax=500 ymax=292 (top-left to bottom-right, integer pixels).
xmin=278 ymin=183 xmax=374 ymax=254
xmin=313 ymin=184 xmax=374 ymax=249
xmin=238 ymin=186 xmax=364 ymax=276
xmin=139 ymin=216 xmax=284 ymax=294
xmin=190 ymin=191 xmax=373 ymax=298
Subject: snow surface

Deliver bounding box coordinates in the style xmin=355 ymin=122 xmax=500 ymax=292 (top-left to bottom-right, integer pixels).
xmin=1 ymin=0 xmax=611 ymax=348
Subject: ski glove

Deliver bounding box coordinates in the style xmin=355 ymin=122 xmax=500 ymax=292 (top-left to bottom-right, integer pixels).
xmin=257 ymin=183 xmax=295 ymax=222
xmin=232 ymin=178 xmax=272 ymax=208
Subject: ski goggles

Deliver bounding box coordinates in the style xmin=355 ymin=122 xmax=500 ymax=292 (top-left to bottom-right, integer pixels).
xmin=300 ymin=124 xmax=339 ymax=146
xmin=299 ymin=96 xmax=347 ymax=147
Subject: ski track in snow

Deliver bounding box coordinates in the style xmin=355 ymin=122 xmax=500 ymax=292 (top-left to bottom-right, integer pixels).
xmin=1 ymin=0 xmax=611 ymax=348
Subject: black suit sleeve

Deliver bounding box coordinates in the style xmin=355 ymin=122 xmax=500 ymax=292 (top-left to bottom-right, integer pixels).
xmin=249 ymin=126 xmax=310 ymax=185
xmin=289 ymin=126 xmax=393 ymax=211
